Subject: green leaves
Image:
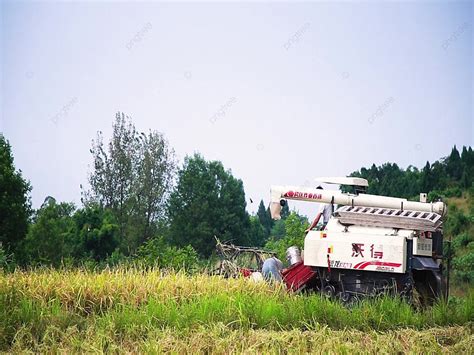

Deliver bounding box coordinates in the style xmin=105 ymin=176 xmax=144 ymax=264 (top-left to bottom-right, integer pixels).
xmin=135 ymin=236 xmax=199 ymax=271
xmin=265 ymin=212 xmax=309 ymax=262
xmin=0 ymin=134 xmax=32 ymax=254
xmin=167 ymin=154 xmax=250 ymax=257
xmin=87 ymin=113 xmax=176 ymax=253
xmin=23 ymin=200 xmax=76 ymax=266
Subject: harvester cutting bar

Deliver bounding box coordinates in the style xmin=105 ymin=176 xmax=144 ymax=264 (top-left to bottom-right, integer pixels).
xmin=336 ymin=206 xmax=443 ymax=231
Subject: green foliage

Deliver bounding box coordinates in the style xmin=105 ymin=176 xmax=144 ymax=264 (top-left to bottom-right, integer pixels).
xmin=167 ymin=153 xmax=251 ymax=257
xmin=440 ymin=195 xmax=474 ymax=284
xmin=265 ymin=212 xmax=309 ymax=262
xmin=248 ymin=215 xmax=267 ymax=247
xmin=264 ymin=203 xmax=296 ymax=242
xmin=72 ymin=205 xmax=119 ymax=261
xmin=104 ymin=249 xmax=129 ymax=267
xmin=445 ymin=205 xmax=469 ymax=236
xmin=135 ymin=236 xmax=199 ymax=270
xmin=444 ymin=186 xmax=463 ymax=198
xmin=280 ymin=203 xmax=290 ymax=219
xmin=23 ymin=201 xmax=76 ymax=266
xmin=446 ymin=146 xmax=463 ymax=180
xmin=452 ymin=232 xmax=473 ymax=250
xmin=453 ymin=252 xmax=474 ymax=283
xmin=346 ymin=145 xmax=473 ymax=200
xmin=0 ymin=243 xmax=16 ymax=271
xmin=0 ymin=134 xmax=32 ymax=254
xmin=21 ymin=201 xmax=120 ymax=267
xmin=87 ymin=112 xmax=176 ymax=253
xmin=256 ymin=200 xmax=273 ymax=240
xmin=270 ymin=219 xmax=286 ymax=239
xmin=429 ymin=187 xmax=463 ymax=201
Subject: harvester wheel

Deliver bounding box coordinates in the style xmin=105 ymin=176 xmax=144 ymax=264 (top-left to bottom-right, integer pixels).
xmin=323 ymin=285 xmax=336 ymax=298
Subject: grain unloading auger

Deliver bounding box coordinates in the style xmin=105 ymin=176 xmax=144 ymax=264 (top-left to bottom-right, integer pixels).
xmin=271 ymin=177 xmax=447 ymax=304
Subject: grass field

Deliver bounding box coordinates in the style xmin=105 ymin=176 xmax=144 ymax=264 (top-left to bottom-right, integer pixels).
xmin=1 ymin=268 xmax=473 ymax=353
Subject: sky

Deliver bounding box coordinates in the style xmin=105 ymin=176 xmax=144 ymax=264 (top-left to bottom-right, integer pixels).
xmin=1 ymin=0 xmax=473 ymax=218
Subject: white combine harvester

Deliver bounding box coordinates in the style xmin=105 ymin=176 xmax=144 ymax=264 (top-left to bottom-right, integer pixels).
xmin=271 ymin=177 xmax=447 ymax=304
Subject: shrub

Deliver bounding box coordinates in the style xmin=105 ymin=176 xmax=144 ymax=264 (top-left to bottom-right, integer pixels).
xmin=445 ymin=205 xmax=468 ymax=236
xmin=135 ymin=236 xmax=200 ymax=271
xmin=105 ymin=249 xmax=129 ymax=267
xmin=452 ymin=232 xmax=472 ymax=249
xmin=265 ymin=212 xmax=309 ymax=262
xmin=0 ymin=243 xmax=15 ymax=271
xmin=444 ymin=186 xmax=463 ymax=198
xmin=453 ymin=252 xmax=474 ymax=283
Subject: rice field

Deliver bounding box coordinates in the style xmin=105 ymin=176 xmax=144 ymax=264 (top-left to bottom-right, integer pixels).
xmin=1 ymin=268 xmax=473 ymax=353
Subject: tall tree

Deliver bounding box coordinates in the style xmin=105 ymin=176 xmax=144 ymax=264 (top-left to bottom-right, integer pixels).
xmin=167 ymin=154 xmax=250 ymax=257
xmin=87 ymin=113 xmax=176 ymax=252
xmin=420 ymin=161 xmax=433 ymax=192
xmin=248 ymin=215 xmax=267 ymax=247
xmin=133 ymin=130 xmax=176 ymax=241
xmin=460 ymin=146 xmax=474 ymax=188
xmin=280 ymin=202 xmax=290 ymax=219
xmin=0 ymin=134 xmax=31 ymax=254
xmin=446 ymin=145 xmax=463 ymax=180
xmin=256 ymin=200 xmax=273 ymax=238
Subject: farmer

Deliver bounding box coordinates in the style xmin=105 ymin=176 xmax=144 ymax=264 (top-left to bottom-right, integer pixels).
xmin=262 ymin=256 xmax=283 ymax=282
xmin=306 ymin=186 xmax=336 ymax=232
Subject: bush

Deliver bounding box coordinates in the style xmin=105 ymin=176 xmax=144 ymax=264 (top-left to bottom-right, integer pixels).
xmin=265 ymin=212 xmax=308 ymax=263
xmin=105 ymin=249 xmax=129 ymax=267
xmin=73 ymin=205 xmax=119 ymax=261
xmin=0 ymin=243 xmax=15 ymax=271
xmin=444 ymin=186 xmax=463 ymax=198
xmin=22 ymin=201 xmax=76 ymax=267
xmin=428 ymin=187 xmax=463 ymax=202
xmin=135 ymin=236 xmax=200 ymax=271
xmin=452 ymin=232 xmax=473 ymax=249
xmin=453 ymin=252 xmax=474 ymax=283
xmin=428 ymin=190 xmax=443 ymax=202
xmin=445 ymin=205 xmax=469 ymax=236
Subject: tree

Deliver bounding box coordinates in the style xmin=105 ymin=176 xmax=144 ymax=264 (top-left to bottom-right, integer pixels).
xmin=270 ymin=219 xmax=286 ymax=240
xmin=446 ymin=145 xmax=463 ymax=180
xmin=72 ymin=205 xmax=119 ymax=261
xmin=167 ymin=154 xmax=250 ymax=257
xmin=23 ymin=200 xmax=75 ymax=266
xmin=0 ymin=134 xmax=31 ymax=254
xmin=420 ymin=161 xmax=433 ymax=192
xmin=87 ymin=113 xmax=176 ymax=253
xmin=265 ymin=212 xmax=309 ymax=262
xmin=256 ymin=200 xmax=273 ymax=238
xmin=460 ymin=146 xmax=474 ymax=188
xmin=248 ymin=215 xmax=267 ymax=246
xmin=135 ymin=236 xmax=199 ymax=270
xmin=280 ymin=202 xmax=290 ymax=219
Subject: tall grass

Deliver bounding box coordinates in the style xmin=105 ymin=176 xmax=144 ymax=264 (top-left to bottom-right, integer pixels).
xmin=1 ymin=268 xmax=473 ymax=352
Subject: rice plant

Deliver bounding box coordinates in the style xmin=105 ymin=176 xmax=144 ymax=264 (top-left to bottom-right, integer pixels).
xmin=1 ymin=268 xmax=473 ymax=353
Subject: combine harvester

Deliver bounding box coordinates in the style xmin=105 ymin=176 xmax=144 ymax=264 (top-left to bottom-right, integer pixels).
xmin=271 ymin=177 xmax=447 ymax=304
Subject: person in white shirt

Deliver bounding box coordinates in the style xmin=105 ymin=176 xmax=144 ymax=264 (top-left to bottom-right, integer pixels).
xmin=306 ymin=186 xmax=336 ymax=231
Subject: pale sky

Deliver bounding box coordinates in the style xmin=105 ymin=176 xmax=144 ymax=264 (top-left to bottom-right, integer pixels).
xmin=1 ymin=0 xmax=472 ymax=218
